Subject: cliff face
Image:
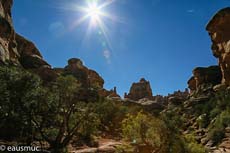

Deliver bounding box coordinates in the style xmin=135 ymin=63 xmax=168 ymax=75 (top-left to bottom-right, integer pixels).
xmin=206 ymin=7 xmax=230 ymax=86
xmin=187 ymin=66 xmax=222 ymax=92
xmin=16 ymin=34 xmax=50 ymax=69
xmin=0 ymin=0 xmax=19 ymax=64
xmin=125 ymin=78 xmax=153 ymax=101
xmin=0 ymin=0 xmax=50 ymax=69
xmin=0 ymin=0 xmax=119 ymax=98
xmin=187 ymin=8 xmax=230 ymax=93
xmin=183 ymin=8 xmax=230 ymax=151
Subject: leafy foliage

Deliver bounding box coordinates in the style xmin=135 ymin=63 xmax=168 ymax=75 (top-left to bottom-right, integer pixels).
xmin=0 ymin=66 xmax=43 ymax=142
xmin=122 ymin=111 xmax=170 ymax=152
xmin=0 ymin=66 xmax=101 ymax=152
xmin=184 ymin=134 xmax=206 ymax=153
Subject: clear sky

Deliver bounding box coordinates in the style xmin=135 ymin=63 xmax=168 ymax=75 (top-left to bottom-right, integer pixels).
xmin=12 ymin=0 xmax=230 ymax=96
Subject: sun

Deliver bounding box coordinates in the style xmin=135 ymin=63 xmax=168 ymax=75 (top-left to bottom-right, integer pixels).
xmin=70 ymin=0 xmax=117 ymax=28
xmin=86 ymin=3 xmax=102 ymax=25
xmin=56 ymin=0 xmax=121 ymax=62
xmin=60 ymin=0 xmax=121 ymax=56
xmin=66 ymin=0 xmax=119 ymax=43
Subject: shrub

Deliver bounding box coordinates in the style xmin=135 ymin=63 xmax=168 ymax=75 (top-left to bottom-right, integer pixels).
xmin=122 ymin=111 xmax=168 ymax=152
xmin=0 ymin=66 xmax=101 ymax=152
xmin=0 ymin=66 xmax=43 ymax=142
xmin=208 ymin=109 xmax=230 ymax=145
xmin=31 ymin=76 xmax=100 ymax=153
xmin=184 ymin=134 xmax=207 ymax=153
xmin=196 ymin=114 xmax=209 ymax=128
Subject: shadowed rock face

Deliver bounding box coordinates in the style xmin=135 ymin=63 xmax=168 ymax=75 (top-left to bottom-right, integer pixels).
xmin=0 ymin=0 xmax=54 ymax=83
xmin=188 ymin=76 xmax=196 ymax=92
xmin=0 ymin=0 xmax=50 ymax=69
xmin=16 ymin=34 xmax=50 ymax=69
xmin=54 ymin=58 xmax=120 ymax=100
xmin=53 ymin=58 xmax=105 ymax=89
xmin=206 ymin=7 xmax=230 ymax=86
xmin=64 ymin=58 xmax=104 ymax=88
xmin=0 ymin=1 xmax=108 ymax=89
xmin=125 ymin=78 xmax=153 ymax=101
xmin=187 ymin=66 xmax=222 ymax=92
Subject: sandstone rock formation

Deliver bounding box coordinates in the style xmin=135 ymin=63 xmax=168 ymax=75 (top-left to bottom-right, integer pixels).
xmin=206 ymin=7 xmax=230 ymax=86
xmin=187 ymin=66 xmax=222 ymax=92
xmin=0 ymin=0 xmax=50 ymax=69
xmin=55 ymin=58 xmax=105 ymax=89
xmin=98 ymin=87 xmax=121 ymax=99
xmin=16 ymin=34 xmax=50 ymax=69
xmin=0 ymin=0 xmax=19 ymax=64
xmin=0 ymin=0 xmax=119 ymax=98
xmin=53 ymin=58 xmax=121 ymax=99
xmin=125 ymin=78 xmax=153 ymax=101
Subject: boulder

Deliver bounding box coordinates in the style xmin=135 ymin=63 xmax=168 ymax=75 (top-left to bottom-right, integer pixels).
xmin=206 ymin=7 xmax=230 ymax=86
xmin=125 ymin=78 xmax=153 ymax=101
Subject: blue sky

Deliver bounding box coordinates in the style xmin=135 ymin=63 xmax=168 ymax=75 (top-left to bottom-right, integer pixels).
xmin=12 ymin=0 xmax=230 ymax=96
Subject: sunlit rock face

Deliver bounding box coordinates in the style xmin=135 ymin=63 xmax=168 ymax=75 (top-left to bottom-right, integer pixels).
xmin=0 ymin=0 xmax=19 ymax=64
xmin=187 ymin=66 xmax=222 ymax=92
xmin=125 ymin=78 xmax=153 ymax=101
xmin=206 ymin=7 xmax=230 ymax=86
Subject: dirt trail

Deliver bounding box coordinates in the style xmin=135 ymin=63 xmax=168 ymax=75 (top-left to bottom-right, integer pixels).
xmin=71 ymin=139 xmax=123 ymax=153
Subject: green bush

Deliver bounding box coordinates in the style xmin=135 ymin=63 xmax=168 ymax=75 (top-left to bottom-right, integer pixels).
xmin=208 ymin=109 xmax=230 ymax=145
xmin=184 ymin=134 xmax=207 ymax=153
xmin=196 ymin=114 xmax=209 ymax=128
xmin=209 ymin=128 xmax=225 ymax=145
xmin=0 ymin=66 xmax=101 ymax=152
xmin=0 ymin=66 xmax=43 ymax=142
xmin=122 ymin=111 xmax=168 ymax=152
xmin=31 ymin=76 xmax=100 ymax=152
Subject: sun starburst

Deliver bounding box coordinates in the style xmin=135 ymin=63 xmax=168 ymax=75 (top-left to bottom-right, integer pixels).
xmin=56 ymin=0 xmax=121 ymax=63
xmin=86 ymin=3 xmax=101 ymax=24
xmin=71 ymin=0 xmax=116 ymax=28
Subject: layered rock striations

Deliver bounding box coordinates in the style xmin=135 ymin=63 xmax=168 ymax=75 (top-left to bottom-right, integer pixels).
xmin=125 ymin=78 xmax=153 ymax=101
xmin=206 ymin=7 xmax=230 ymax=86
